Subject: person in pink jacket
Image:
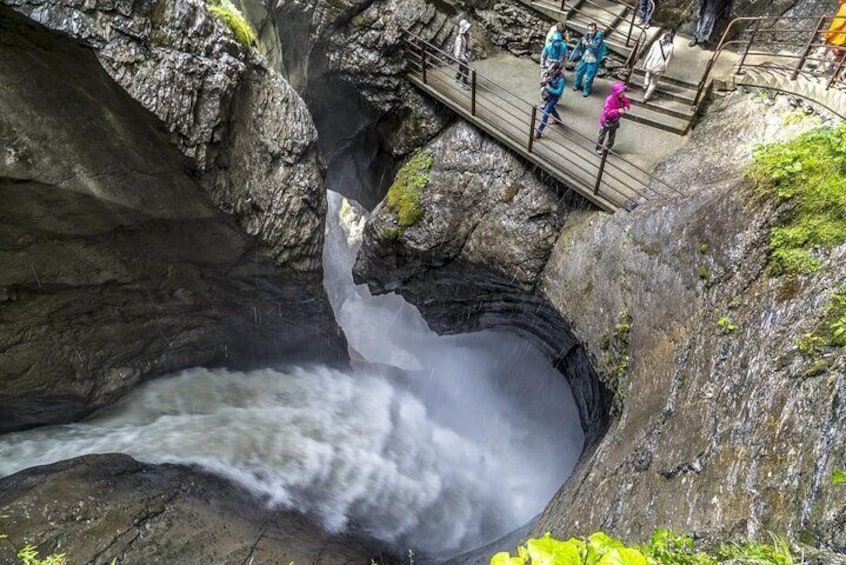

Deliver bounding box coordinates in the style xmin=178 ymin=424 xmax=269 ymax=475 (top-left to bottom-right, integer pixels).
xmin=595 ymin=82 xmax=631 ymax=155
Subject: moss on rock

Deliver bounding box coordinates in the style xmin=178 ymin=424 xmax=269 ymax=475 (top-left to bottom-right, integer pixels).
xmin=208 ymin=0 xmax=256 ymax=48
xmin=385 ymin=150 xmax=433 ymax=228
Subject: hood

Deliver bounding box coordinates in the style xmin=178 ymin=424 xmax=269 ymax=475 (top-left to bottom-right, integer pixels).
xmin=611 ymin=82 xmax=628 ymax=96
xmin=459 ymin=19 xmax=472 ymax=34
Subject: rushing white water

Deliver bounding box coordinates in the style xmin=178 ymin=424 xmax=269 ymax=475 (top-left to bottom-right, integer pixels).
xmin=0 ymin=191 xmax=584 ymax=558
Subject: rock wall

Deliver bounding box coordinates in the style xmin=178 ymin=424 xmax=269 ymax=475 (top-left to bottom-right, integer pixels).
xmin=354 ymin=93 xmax=846 ymax=550
xmin=0 ymin=455 xmax=394 ymax=564
xmin=0 ymin=6 xmax=345 ymax=432
xmin=5 ymin=0 xmax=326 ymax=270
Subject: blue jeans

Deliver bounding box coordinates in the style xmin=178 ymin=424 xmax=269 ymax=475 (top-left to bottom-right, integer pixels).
xmin=537 ymin=98 xmax=562 ymax=133
xmin=574 ymin=61 xmax=599 ymax=95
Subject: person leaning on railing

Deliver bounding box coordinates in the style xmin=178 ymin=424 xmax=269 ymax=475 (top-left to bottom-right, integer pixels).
xmin=454 ymin=19 xmax=472 ymax=90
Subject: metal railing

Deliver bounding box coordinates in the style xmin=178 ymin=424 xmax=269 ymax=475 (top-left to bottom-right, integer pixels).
xmin=402 ymin=30 xmax=683 ymax=211
xmin=549 ymin=0 xmax=644 ymax=48
xmin=693 ymin=14 xmax=846 ymax=108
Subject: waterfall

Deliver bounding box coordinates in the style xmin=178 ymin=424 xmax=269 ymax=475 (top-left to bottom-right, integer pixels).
xmin=0 ymin=193 xmax=584 ymax=560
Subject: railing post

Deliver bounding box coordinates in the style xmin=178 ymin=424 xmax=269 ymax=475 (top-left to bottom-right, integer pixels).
xmin=793 ymin=15 xmax=826 ymax=80
xmin=594 ymin=148 xmax=608 ymax=195
xmin=560 ymin=0 xmax=565 ymax=11
xmin=528 ymin=105 xmax=537 ymax=153
xmin=421 ymin=44 xmax=427 ymax=84
xmin=736 ymin=18 xmax=761 ymax=74
xmin=625 ymin=6 xmax=635 ymax=47
xmin=471 ymin=70 xmax=477 ymax=116
xmin=827 ymin=50 xmax=846 ymax=90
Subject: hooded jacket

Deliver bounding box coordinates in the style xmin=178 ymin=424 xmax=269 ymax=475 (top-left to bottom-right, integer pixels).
xmin=642 ymin=35 xmax=674 ymax=74
xmin=541 ymin=40 xmax=568 ymax=69
xmin=600 ymin=83 xmax=631 ymax=127
xmin=454 ymin=20 xmax=471 ymax=61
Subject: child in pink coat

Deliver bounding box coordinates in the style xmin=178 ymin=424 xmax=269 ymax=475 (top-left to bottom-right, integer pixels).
xmin=595 ymin=82 xmax=631 ymax=154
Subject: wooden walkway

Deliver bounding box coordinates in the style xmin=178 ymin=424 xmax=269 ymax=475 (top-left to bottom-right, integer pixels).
xmin=404 ymin=32 xmax=683 ymax=212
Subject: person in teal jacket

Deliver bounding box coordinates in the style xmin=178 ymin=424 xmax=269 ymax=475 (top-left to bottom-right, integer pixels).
xmin=570 ymin=23 xmax=607 ymax=97
xmin=534 ymin=63 xmax=566 ymax=139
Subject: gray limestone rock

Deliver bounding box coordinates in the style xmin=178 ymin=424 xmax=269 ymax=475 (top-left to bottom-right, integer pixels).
xmin=0 ymin=454 xmax=394 ymax=564
xmin=0 ymin=7 xmax=345 ymax=432
xmin=6 ymin=0 xmax=327 ymax=271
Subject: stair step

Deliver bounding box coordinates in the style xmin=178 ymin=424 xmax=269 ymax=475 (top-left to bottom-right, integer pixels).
xmin=626 ymin=88 xmax=696 ymax=119
xmin=623 ymin=102 xmax=690 ymax=134
xmin=629 ymin=67 xmax=699 ymax=91
xmin=628 ymin=72 xmax=697 ymax=105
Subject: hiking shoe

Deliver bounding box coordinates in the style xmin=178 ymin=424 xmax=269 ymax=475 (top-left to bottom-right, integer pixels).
xmin=573 ymin=85 xmax=579 ymax=91
xmin=461 ymin=83 xmax=470 ymax=90
xmin=534 ymin=131 xmax=542 ymax=139
xmin=582 ymin=91 xmax=590 ymax=97
xmin=688 ymin=38 xmax=697 ymax=47
xmin=595 ymin=147 xmax=604 ymax=155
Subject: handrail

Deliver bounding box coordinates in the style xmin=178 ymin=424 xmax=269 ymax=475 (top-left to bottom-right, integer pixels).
xmin=543 ymin=0 xmax=645 ymax=48
xmin=692 ymin=13 xmax=846 ymax=108
xmin=401 ymin=30 xmax=683 ymax=210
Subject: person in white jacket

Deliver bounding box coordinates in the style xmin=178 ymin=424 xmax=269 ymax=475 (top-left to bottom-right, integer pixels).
xmin=641 ymin=30 xmax=674 ymax=101
xmin=454 ymin=19 xmax=472 ymax=90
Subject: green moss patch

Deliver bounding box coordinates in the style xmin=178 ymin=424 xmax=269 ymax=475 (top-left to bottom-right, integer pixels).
xmin=748 ymin=123 xmax=846 ymax=276
xmin=208 ymin=0 xmax=257 ymax=48
xmin=385 ymin=150 xmax=433 ymax=228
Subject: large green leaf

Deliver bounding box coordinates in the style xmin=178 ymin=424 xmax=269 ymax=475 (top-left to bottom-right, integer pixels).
xmin=525 ymin=533 xmax=585 ymax=565
xmin=490 ymin=551 xmax=525 ymax=565
xmin=596 ymin=547 xmax=649 ymax=565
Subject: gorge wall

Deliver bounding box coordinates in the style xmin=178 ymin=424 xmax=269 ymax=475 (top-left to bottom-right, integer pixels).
xmin=354 ymin=92 xmax=846 ymax=551
xmin=0 ymin=2 xmax=345 ymax=432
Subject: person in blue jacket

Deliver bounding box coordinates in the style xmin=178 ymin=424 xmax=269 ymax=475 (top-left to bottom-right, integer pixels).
xmin=570 ymin=23 xmax=607 ymax=97
xmin=534 ymin=63 xmax=566 ymax=139
xmin=540 ymin=37 xmax=568 ymax=79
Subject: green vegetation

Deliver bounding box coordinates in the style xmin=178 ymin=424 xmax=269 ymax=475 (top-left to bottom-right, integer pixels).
xmin=698 ymin=243 xmax=709 ymax=254
xmin=385 ymin=150 xmax=433 ymax=228
xmin=796 ymin=285 xmax=846 ymax=359
xmin=717 ymin=316 xmax=738 ymax=334
xmin=492 ymin=529 xmax=797 ymax=565
xmin=697 ymin=266 xmax=709 ymax=281
xmin=748 ymin=123 xmax=846 ymax=276
xmin=2 ymin=519 xmax=67 ymax=565
xmin=208 ymin=0 xmax=257 ymax=48
xmin=832 ymin=470 xmax=846 ymax=485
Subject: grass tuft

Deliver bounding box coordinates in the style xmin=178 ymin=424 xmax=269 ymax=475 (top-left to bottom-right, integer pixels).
xmin=208 ymin=0 xmax=257 ymax=48
xmin=747 ymin=122 xmax=846 ymax=276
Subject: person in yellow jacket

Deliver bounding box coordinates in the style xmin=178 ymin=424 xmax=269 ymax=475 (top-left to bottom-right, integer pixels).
xmin=824 ymin=0 xmax=846 ymax=73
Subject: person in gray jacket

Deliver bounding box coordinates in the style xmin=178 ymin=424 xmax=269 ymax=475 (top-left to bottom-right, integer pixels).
xmin=454 ymin=19 xmax=472 ymax=90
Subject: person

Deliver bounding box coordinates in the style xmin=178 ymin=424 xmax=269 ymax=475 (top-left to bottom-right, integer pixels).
xmin=642 ymin=30 xmax=675 ymax=101
xmin=534 ymin=63 xmax=566 ymax=139
xmin=824 ymin=0 xmax=846 ymax=75
xmin=540 ymin=37 xmax=568 ymax=79
xmin=637 ymin=0 xmax=656 ymax=28
xmin=454 ymin=19 xmax=472 ymax=90
xmin=571 ymin=23 xmax=607 ymax=97
xmin=545 ymin=22 xmax=566 ymax=46
xmin=595 ymin=82 xmax=630 ymax=154
xmin=689 ymin=0 xmax=732 ymax=48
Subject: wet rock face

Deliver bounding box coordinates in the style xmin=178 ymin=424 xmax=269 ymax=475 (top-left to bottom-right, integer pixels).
xmin=0 ymin=455 xmax=394 ymax=564
xmin=354 ymin=93 xmax=846 ymax=549
xmin=0 ymin=7 xmax=345 ymax=432
xmin=532 ymin=94 xmax=846 ymax=549
xmin=6 ymin=0 xmax=326 ymax=271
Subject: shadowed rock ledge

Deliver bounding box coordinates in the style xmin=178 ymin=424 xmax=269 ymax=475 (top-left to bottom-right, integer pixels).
xmin=0 ymin=7 xmax=345 ymax=432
